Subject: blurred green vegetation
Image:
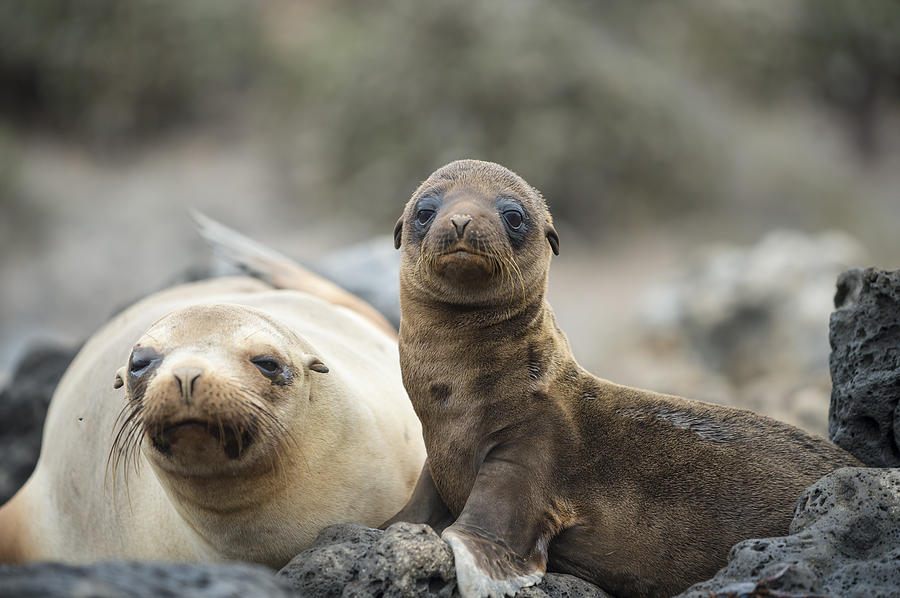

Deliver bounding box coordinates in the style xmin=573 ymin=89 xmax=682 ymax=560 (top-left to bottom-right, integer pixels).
xmin=0 ymin=0 xmax=897 ymax=233
xmin=0 ymin=0 xmax=261 ymax=140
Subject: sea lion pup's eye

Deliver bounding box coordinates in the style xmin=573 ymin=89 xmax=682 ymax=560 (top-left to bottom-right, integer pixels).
xmin=251 ymin=357 xmax=282 ymax=376
xmin=502 ymin=210 xmax=523 ymax=230
xmin=495 ymin=199 xmax=527 ymax=243
xmin=416 ymin=209 xmax=435 ymax=225
xmin=413 ymin=196 xmax=441 ymax=230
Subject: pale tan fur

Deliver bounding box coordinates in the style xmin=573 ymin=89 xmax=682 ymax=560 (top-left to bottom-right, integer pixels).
xmin=0 ymin=277 xmax=424 ymax=567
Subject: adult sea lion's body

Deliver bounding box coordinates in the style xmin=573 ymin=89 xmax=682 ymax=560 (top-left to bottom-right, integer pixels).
xmin=0 ymin=271 xmax=425 ymax=566
xmin=385 ymin=159 xmax=862 ymax=598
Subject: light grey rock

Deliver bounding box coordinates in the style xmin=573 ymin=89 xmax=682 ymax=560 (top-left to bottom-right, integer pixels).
xmin=0 ymin=342 xmax=78 ymax=503
xmin=278 ymin=522 xmax=610 ymax=598
xmin=676 ymin=467 xmax=900 ymax=598
xmin=311 ymin=235 xmax=401 ymax=329
xmin=0 ymin=561 xmax=295 ymax=598
xmin=641 ymin=229 xmax=866 ymax=383
xmin=636 ymin=229 xmax=867 ymax=435
xmin=829 ymin=267 xmax=900 ymax=467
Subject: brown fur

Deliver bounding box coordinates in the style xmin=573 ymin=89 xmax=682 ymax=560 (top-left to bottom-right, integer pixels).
xmin=389 ymin=159 xmax=862 ymax=598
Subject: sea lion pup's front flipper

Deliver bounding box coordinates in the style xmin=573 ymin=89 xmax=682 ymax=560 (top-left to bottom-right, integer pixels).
xmin=191 ymin=210 xmax=397 ymax=339
xmin=442 ymin=453 xmax=552 ymax=598
xmin=380 ymin=459 xmax=454 ymax=532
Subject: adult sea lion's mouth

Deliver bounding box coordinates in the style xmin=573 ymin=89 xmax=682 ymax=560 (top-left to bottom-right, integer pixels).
xmin=149 ymin=419 xmax=255 ymax=459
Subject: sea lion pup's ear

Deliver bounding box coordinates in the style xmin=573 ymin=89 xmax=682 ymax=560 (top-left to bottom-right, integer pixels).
xmin=113 ymin=366 xmax=126 ymax=389
xmin=304 ymin=355 xmax=329 ymax=374
xmin=546 ymin=224 xmax=560 ymax=255
xmin=393 ymin=217 xmax=403 ymax=249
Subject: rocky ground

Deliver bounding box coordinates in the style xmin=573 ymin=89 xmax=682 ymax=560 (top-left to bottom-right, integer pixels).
xmin=829 ymin=268 xmax=900 ymax=468
xmin=677 ymin=467 xmax=900 ymax=598
xmin=279 ymin=523 xmax=610 ymax=598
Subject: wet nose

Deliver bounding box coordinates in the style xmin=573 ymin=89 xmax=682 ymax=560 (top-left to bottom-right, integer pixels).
xmin=450 ymin=214 xmax=472 ymax=238
xmin=172 ymin=367 xmax=203 ymax=404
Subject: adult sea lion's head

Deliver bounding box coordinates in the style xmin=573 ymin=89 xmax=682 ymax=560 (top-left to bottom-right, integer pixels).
xmin=109 ymin=303 xmax=329 ymax=479
xmin=394 ymin=159 xmax=559 ymax=307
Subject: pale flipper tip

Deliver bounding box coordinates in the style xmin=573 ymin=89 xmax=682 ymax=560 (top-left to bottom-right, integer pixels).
xmin=443 ymin=526 xmax=544 ymax=598
xmin=189 ymin=209 xmax=294 ymax=285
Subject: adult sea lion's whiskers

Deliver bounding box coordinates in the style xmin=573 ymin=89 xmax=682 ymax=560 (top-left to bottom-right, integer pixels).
xmin=106 ymin=402 xmax=145 ymax=491
xmin=243 ymin=399 xmax=299 ymax=479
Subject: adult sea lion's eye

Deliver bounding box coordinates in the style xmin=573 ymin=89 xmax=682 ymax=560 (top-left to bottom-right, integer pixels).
xmin=503 ymin=210 xmax=523 ymax=230
xmin=251 ymin=357 xmax=281 ymax=375
xmin=130 ymin=358 xmax=151 ymax=373
xmin=130 ymin=347 xmax=160 ymax=374
xmin=417 ymin=209 xmax=435 ymax=225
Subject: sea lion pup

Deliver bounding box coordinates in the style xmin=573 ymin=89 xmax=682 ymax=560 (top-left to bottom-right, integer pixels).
xmin=385 ymin=159 xmax=862 ymax=598
xmin=0 ymin=231 xmax=425 ymax=566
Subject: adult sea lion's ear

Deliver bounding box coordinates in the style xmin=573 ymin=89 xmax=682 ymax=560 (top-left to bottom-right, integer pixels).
xmin=393 ymin=217 xmax=403 ymax=249
xmin=113 ymin=366 xmax=126 ymax=389
xmin=546 ymin=224 xmax=560 ymax=255
xmin=304 ymin=355 xmax=329 ymax=374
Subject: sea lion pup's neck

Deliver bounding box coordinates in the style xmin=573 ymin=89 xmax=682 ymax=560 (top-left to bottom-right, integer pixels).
xmin=398 ymin=287 xmax=572 ymax=419
xmin=399 ymin=279 xmax=550 ymax=334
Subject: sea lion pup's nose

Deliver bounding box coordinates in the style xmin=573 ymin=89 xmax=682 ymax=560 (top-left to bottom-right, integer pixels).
xmin=172 ymin=367 xmax=203 ymax=404
xmin=450 ymin=214 xmax=472 ymax=238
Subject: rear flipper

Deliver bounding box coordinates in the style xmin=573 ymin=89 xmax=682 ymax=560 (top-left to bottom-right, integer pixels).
xmin=191 ymin=210 xmax=397 ymax=338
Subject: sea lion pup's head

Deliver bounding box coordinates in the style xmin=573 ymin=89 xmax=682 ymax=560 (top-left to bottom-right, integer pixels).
xmin=394 ymin=159 xmax=559 ymax=308
xmin=109 ymin=303 xmax=329 ymax=479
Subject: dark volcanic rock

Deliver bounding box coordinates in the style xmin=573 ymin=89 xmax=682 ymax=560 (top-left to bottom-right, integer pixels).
xmin=829 ymin=267 xmax=900 ymax=467
xmin=0 ymin=561 xmax=294 ymax=598
xmin=279 ymin=522 xmax=610 ymax=598
xmin=0 ymin=342 xmax=78 ymax=503
xmin=676 ymin=467 xmax=900 ymax=598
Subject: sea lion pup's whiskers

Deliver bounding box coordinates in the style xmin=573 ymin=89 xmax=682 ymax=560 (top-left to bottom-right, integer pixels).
xmin=504 ymin=250 xmax=529 ymax=309
xmin=386 ymin=158 xmax=862 ymax=598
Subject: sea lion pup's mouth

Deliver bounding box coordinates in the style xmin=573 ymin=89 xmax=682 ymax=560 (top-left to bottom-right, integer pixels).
xmin=438 ymin=245 xmax=487 ymax=258
xmin=149 ymin=418 xmax=256 ymax=460
xmin=431 ymin=243 xmax=499 ymax=279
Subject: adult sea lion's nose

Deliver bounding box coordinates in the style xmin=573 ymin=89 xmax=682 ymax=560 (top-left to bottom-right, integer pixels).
xmin=172 ymin=367 xmax=203 ymax=404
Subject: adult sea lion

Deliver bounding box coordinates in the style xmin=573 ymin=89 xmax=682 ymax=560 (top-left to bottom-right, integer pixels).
xmin=0 ymin=230 xmax=425 ymax=566
xmin=385 ymin=159 xmax=862 ymax=598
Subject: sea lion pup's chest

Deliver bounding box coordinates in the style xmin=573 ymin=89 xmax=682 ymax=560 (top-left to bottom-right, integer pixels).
xmin=399 ymin=306 xmax=581 ymax=516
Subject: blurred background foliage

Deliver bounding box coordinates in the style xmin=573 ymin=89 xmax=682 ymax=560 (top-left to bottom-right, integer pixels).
xmin=0 ymin=0 xmax=261 ymax=140
xmin=1 ymin=0 xmax=898 ymax=236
